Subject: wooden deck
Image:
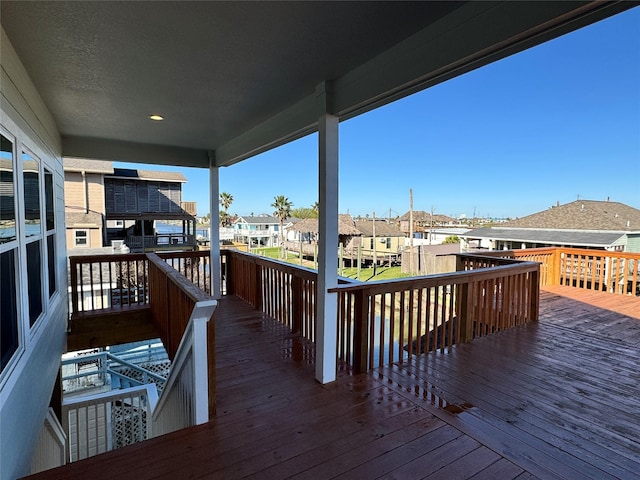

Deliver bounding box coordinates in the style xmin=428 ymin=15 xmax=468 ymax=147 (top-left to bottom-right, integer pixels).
xmin=27 ymin=287 xmax=640 ymax=479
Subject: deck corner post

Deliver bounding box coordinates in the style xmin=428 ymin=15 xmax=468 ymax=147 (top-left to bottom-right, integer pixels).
xmin=352 ymin=289 xmax=369 ymax=373
xmin=529 ymin=266 xmax=540 ymax=322
xmin=292 ymin=275 xmax=303 ymax=334
xmin=316 ymin=85 xmax=339 ymax=384
xmin=209 ymin=157 xmax=222 ymax=299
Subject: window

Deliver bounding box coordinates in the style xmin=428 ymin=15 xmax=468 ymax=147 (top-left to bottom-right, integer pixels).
xmin=115 ymin=220 xmax=124 ymax=228
xmin=75 ymin=229 xmax=88 ymax=246
xmin=22 ymin=149 xmax=43 ymax=326
xmin=1 ymin=249 xmax=19 ymax=371
xmin=44 ymin=168 xmax=56 ymax=298
xmin=0 ymin=132 xmax=19 ymax=373
xmin=0 ymin=134 xmax=16 ymax=244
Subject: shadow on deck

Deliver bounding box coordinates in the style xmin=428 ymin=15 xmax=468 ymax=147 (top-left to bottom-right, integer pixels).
xmin=27 ymin=287 xmax=640 ymax=479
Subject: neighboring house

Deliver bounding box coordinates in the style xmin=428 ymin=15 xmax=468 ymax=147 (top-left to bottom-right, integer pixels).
xmin=461 ymin=200 xmax=640 ymax=252
xmin=353 ymin=219 xmax=405 ymax=264
xmin=104 ymin=168 xmax=196 ymax=251
xmin=63 ymin=158 xmax=114 ymax=249
xmin=233 ymin=215 xmax=287 ymax=247
xmin=397 ymin=211 xmax=457 ymax=238
xmin=287 ymin=214 xmax=362 ymax=258
xmin=412 ymin=227 xmax=471 ymax=246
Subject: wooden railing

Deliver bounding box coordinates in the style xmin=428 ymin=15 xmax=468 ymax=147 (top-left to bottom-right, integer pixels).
xmin=126 ymin=233 xmax=196 ymax=250
xmin=69 ymin=253 xmax=149 ymax=314
xmin=69 ymin=251 xmax=212 ymax=316
xmin=222 ymin=250 xmax=318 ymax=342
xmin=330 ymin=254 xmax=540 ymax=373
xmin=507 ymin=247 xmax=639 ymax=295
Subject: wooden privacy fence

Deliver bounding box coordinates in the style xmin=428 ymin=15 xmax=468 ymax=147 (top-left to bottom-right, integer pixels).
xmin=330 ymin=255 xmax=539 ymax=373
xmin=222 ymin=250 xmax=317 ymax=342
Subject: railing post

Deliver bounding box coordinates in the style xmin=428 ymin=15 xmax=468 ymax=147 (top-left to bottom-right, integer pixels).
xmin=70 ymin=258 xmax=79 ymax=316
xmin=292 ymin=275 xmax=303 ymax=334
xmin=457 ymin=282 xmax=473 ymax=343
xmin=529 ymin=266 xmax=540 ymax=322
xmin=352 ymin=289 xmax=369 ymax=373
xmin=254 ymin=262 xmax=263 ymax=311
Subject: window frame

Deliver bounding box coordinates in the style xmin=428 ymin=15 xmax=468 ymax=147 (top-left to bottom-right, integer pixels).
xmin=75 ymin=229 xmax=89 ymax=246
xmin=0 ymin=128 xmax=22 ymax=377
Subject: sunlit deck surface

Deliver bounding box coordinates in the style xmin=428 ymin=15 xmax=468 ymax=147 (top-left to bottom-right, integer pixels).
xmin=30 ymin=287 xmax=640 ymax=480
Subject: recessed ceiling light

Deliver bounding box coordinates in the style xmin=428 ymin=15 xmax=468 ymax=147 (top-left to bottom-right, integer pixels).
xmin=149 ymin=114 xmax=164 ymax=121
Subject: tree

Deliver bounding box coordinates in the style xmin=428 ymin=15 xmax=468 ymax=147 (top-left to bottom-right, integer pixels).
xmin=219 ymin=192 xmax=234 ymax=226
xmin=291 ymin=207 xmax=317 ymax=219
xmin=443 ymin=235 xmax=460 ymax=244
xmin=271 ymin=195 xmax=293 ymax=258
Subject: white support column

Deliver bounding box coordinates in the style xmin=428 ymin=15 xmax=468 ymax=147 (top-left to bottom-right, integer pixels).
xmin=209 ymin=154 xmax=222 ymax=299
xmin=316 ymin=83 xmax=339 ymax=384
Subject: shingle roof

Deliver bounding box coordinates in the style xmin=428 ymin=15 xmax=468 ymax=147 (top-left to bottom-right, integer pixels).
xmin=108 ymin=168 xmax=186 ymax=182
xmin=237 ymin=215 xmax=280 ymax=224
xmin=503 ymin=200 xmax=640 ymax=231
xmin=398 ymin=211 xmax=456 ymax=223
xmin=291 ymin=214 xmax=361 ymax=235
xmin=464 ymin=227 xmax=625 ymax=248
xmin=65 ymin=211 xmax=103 ymax=227
xmin=355 ymin=220 xmax=404 ymax=237
xmin=64 ymin=158 xmax=114 ymax=174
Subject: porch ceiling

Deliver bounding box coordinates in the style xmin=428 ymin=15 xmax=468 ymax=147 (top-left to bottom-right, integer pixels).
xmin=0 ymin=1 xmax=633 ymax=168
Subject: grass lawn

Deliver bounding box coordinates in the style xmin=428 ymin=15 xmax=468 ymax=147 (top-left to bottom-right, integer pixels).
xmin=251 ymin=247 xmax=408 ymax=281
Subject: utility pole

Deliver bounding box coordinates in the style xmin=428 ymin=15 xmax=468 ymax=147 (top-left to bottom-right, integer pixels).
xmin=409 ymin=189 xmax=414 ymax=276
xmin=372 ymin=211 xmax=377 ymax=277
xmin=429 ymin=205 xmax=434 ymax=245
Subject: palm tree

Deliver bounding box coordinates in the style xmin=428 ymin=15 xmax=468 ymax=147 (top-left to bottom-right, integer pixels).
xmin=271 ymin=195 xmax=293 ymax=258
xmin=219 ymin=192 xmax=233 ymax=226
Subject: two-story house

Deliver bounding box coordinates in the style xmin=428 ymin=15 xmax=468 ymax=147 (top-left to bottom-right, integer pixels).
xmin=63 ymin=158 xmax=113 ymax=249
xmin=232 ymin=215 xmax=285 ymax=248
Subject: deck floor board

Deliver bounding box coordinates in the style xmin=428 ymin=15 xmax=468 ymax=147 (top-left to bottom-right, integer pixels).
xmin=26 ymin=287 xmax=640 ymax=480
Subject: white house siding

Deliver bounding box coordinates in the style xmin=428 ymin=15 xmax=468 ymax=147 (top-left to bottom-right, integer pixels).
xmin=1 ymin=27 xmax=68 ymax=480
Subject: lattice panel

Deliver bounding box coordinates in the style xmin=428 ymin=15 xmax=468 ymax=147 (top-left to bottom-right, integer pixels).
xmin=111 ymin=401 xmax=147 ymax=449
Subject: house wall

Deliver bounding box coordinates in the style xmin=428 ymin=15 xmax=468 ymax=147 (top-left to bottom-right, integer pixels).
xmin=65 ymin=227 xmax=102 ymax=249
xmin=1 ymin=27 xmax=68 ymax=480
xmin=64 ymin=171 xmax=106 ymax=216
xmin=626 ymin=234 xmax=640 ymax=253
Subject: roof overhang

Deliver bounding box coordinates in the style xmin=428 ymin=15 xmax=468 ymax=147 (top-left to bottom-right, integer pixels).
xmin=463 ymin=228 xmax=627 ymax=248
xmin=2 ymin=1 xmax=635 ymax=168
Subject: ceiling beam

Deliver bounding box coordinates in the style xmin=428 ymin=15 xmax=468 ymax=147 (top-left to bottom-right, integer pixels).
xmin=62 ymin=136 xmax=209 ymax=168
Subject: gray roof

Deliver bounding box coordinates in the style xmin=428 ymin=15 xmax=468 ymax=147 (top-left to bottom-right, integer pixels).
xmin=463 ymin=227 xmax=626 ymax=248
xmin=107 ymin=168 xmax=186 ymax=183
xmin=504 ymin=200 xmax=640 ymax=231
xmin=64 ymin=158 xmax=114 ymax=174
xmin=236 ymin=215 xmax=280 ymax=225
xmin=66 ymin=211 xmax=103 ymax=228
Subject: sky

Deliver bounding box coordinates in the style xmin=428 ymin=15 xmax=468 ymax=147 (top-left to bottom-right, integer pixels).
xmin=116 ymin=7 xmax=640 ymax=220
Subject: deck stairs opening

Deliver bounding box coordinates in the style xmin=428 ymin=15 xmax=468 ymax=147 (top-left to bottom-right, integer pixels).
xmin=60 ymin=340 xmax=171 ymax=462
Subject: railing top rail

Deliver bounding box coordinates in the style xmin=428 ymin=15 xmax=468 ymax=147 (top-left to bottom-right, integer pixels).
xmin=147 ymin=253 xmax=212 ymax=303
xmin=223 ymin=249 xmax=318 ymax=280
xmin=62 ymin=383 xmax=159 ymax=409
xmin=61 ymin=351 xmax=168 ymax=383
xmin=329 ymin=261 xmax=540 ymax=294
xmin=69 ymin=252 xmax=148 ymax=264
xmin=157 ymin=250 xmax=211 ymax=260
xmin=553 ymin=247 xmax=640 ymax=259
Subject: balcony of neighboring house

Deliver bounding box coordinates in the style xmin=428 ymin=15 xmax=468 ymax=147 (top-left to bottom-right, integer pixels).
xmin=29 ymin=246 xmax=640 ymax=479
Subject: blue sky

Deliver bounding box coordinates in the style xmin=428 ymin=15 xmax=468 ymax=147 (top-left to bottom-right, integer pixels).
xmin=117 ymin=7 xmax=639 ymax=220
